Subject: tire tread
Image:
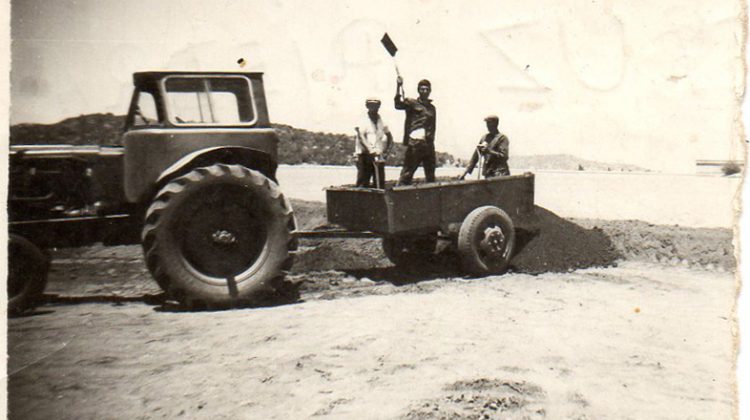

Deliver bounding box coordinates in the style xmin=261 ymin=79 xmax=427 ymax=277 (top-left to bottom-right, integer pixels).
xmin=141 ymin=164 xmax=295 ymax=308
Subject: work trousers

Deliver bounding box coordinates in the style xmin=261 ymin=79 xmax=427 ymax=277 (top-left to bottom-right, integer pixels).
xmin=356 ymin=154 xmax=386 ymax=189
xmin=398 ymin=140 xmax=436 ymax=185
xmin=483 ymin=164 xmax=510 ymax=178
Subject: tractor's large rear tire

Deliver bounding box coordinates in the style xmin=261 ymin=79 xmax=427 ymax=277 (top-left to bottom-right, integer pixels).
xmin=142 ymin=164 xmax=294 ymax=308
xmin=457 ymin=206 xmax=515 ymax=276
xmin=8 ymin=234 xmax=50 ymax=316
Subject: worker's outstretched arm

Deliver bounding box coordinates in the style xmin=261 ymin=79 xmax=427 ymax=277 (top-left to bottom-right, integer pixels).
xmin=394 ymin=76 xmax=407 ymax=110
xmin=460 ymin=150 xmax=480 ymax=180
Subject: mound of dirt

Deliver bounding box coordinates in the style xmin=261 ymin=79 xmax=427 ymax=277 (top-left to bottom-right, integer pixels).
xmin=289 ymin=199 xmax=735 ymax=274
xmin=290 ymin=239 xmax=389 ymax=273
xmin=337 ymin=176 xmax=469 ymax=190
xmin=572 ymin=218 xmax=736 ymax=270
xmin=509 ymin=206 xmax=620 ymax=274
xmin=289 ymin=200 xmax=621 ymax=274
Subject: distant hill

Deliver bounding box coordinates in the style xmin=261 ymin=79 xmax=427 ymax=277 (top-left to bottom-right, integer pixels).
xmin=11 ymin=114 xmax=127 ymax=147
xmin=509 ymin=154 xmax=649 ymax=172
xmin=9 ymin=113 xmax=457 ymax=167
xmin=272 ymin=123 xmax=457 ymax=166
xmin=9 ymin=114 xmax=647 ymax=171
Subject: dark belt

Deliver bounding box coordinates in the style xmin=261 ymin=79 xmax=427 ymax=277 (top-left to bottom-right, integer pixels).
xmin=407 ymin=137 xmax=428 ymax=146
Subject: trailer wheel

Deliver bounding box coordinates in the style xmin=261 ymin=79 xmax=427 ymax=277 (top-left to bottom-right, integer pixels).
xmin=382 ymin=234 xmax=437 ymax=267
xmin=8 ymin=234 xmax=50 ymax=315
xmin=457 ymin=206 xmax=515 ymax=275
xmin=142 ymin=164 xmax=294 ymax=308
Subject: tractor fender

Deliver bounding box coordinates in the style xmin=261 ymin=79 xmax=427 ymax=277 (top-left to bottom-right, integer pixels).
xmin=149 ymin=146 xmax=277 ymax=202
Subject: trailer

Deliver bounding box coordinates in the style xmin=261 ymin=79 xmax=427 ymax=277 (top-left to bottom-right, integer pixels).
xmin=320 ymin=173 xmax=537 ymax=275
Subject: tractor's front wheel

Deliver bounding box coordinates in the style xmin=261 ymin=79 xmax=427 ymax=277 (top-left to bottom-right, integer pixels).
xmin=142 ymin=164 xmax=294 ymax=308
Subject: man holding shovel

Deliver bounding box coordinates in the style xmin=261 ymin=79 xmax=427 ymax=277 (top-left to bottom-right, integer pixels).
xmin=394 ymin=77 xmax=437 ymax=185
xmin=380 ymin=32 xmax=437 ymax=185
xmin=460 ymin=115 xmax=511 ymax=180
xmin=355 ymin=98 xmax=393 ymax=189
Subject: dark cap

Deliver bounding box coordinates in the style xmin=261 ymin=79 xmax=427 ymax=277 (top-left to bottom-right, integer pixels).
xmin=418 ymin=79 xmax=431 ymax=88
xmin=484 ymin=115 xmax=499 ymax=122
xmin=365 ymin=98 xmax=381 ymax=106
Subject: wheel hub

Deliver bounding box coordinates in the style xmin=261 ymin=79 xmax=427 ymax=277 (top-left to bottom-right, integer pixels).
xmin=177 ymin=184 xmax=267 ymax=279
xmin=479 ymin=225 xmax=506 ymax=256
xmin=212 ymin=229 xmax=237 ymax=245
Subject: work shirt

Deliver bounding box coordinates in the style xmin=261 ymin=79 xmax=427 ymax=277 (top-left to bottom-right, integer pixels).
xmin=466 ymin=132 xmax=510 ymax=177
xmin=355 ymin=115 xmax=390 ymax=155
xmin=394 ymin=95 xmax=436 ymax=145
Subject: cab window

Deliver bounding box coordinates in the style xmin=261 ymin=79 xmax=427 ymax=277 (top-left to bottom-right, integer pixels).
xmin=131 ymin=91 xmax=159 ymax=127
xmin=163 ymin=76 xmax=256 ymax=126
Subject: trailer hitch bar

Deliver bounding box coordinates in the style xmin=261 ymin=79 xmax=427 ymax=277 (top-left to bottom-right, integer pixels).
xmin=292 ymin=229 xmax=380 ymax=239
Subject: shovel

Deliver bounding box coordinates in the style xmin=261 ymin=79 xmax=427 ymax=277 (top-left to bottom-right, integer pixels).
xmin=381 ymin=33 xmax=404 ymax=97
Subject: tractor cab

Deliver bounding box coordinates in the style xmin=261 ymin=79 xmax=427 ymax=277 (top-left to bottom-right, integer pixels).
xmin=124 ymin=72 xmax=270 ymax=130
xmin=121 ymin=72 xmax=279 ymax=203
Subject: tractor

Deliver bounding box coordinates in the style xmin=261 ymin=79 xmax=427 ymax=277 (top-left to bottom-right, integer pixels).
xmin=9 ymin=71 xmax=297 ymax=313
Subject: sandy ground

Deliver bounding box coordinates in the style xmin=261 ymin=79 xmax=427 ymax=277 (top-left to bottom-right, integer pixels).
xmin=8 ymin=262 xmax=735 ymax=419
xmin=7 ymin=188 xmax=739 ymax=419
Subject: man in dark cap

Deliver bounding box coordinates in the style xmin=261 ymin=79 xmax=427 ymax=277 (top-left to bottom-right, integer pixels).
xmin=460 ymin=115 xmax=510 ymax=180
xmin=394 ymin=76 xmax=436 ymax=185
xmin=354 ymin=98 xmax=393 ymax=188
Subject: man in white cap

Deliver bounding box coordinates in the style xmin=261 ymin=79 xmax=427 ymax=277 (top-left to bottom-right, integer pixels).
xmin=460 ymin=115 xmax=510 ymax=180
xmin=355 ymin=98 xmax=393 ymax=188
